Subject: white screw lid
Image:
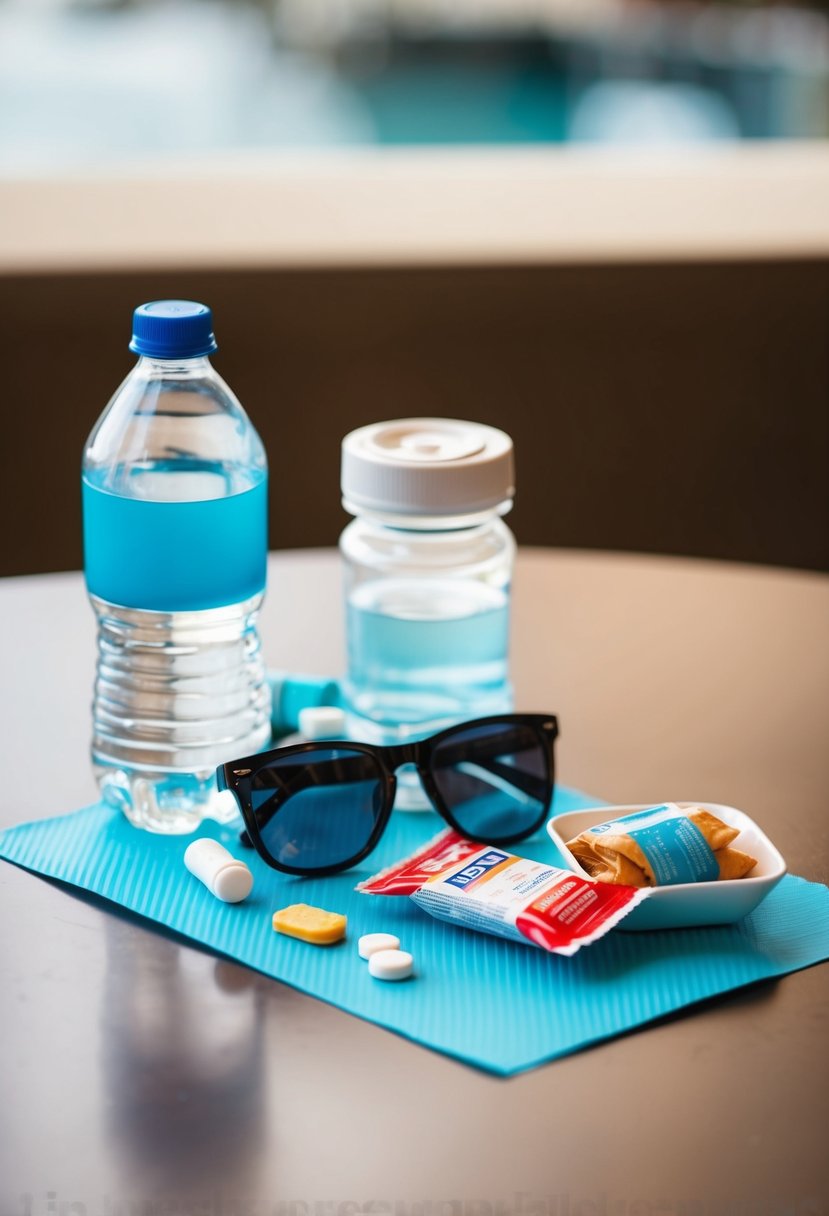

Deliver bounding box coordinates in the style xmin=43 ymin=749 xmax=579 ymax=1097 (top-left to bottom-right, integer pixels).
xmin=341 ymin=418 xmax=514 ymax=518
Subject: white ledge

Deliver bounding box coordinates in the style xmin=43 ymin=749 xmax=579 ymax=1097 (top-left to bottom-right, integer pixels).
xmin=1 ymin=143 xmax=828 ymax=273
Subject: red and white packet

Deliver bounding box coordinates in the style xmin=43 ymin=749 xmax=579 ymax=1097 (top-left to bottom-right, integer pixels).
xmin=357 ymin=829 xmax=648 ymax=956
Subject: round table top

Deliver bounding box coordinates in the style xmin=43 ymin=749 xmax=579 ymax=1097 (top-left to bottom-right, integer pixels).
xmin=1 ymin=548 xmax=827 ymax=1212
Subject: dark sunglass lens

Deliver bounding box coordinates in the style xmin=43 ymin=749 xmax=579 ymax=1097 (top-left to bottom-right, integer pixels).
xmin=250 ymin=747 xmax=385 ymax=871
xmin=430 ymin=722 xmax=550 ymax=841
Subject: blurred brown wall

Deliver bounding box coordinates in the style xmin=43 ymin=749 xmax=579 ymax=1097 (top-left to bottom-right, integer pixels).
xmin=1 ymin=259 xmax=827 ymax=577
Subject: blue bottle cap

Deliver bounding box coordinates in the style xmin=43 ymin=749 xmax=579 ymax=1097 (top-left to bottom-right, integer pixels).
xmin=129 ymin=300 xmax=218 ymax=359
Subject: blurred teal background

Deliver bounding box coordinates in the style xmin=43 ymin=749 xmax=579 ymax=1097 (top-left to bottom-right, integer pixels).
xmin=1 ymin=0 xmax=827 ymax=173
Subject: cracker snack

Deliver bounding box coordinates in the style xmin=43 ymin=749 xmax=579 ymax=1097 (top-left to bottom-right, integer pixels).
xmin=566 ymin=803 xmax=757 ymax=888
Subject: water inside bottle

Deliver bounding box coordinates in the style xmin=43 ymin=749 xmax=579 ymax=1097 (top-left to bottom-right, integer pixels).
xmin=343 ymin=577 xmax=512 ymax=745
xmin=83 ymin=462 xmax=267 ymax=612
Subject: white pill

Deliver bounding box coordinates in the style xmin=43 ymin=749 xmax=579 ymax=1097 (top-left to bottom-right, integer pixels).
xmin=297 ymin=705 xmax=347 ymax=740
xmin=358 ymin=932 xmax=401 ymax=960
xmin=368 ymin=949 xmax=414 ymax=981
xmin=184 ymin=838 xmax=253 ymax=904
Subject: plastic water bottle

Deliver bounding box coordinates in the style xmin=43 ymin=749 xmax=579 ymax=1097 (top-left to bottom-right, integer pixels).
xmin=339 ymin=418 xmax=516 ymax=746
xmin=82 ymin=300 xmax=271 ymax=833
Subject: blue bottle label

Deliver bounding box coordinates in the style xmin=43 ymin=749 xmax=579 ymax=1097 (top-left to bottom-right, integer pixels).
xmin=82 ymin=473 xmax=268 ymax=611
xmin=589 ymin=804 xmax=719 ymax=885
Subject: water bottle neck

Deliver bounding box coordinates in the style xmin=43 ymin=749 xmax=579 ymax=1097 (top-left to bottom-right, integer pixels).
xmin=134 ymin=354 xmax=214 ymax=379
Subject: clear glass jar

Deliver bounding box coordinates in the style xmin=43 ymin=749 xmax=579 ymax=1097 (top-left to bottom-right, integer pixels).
xmin=339 ymin=419 xmax=516 ymax=745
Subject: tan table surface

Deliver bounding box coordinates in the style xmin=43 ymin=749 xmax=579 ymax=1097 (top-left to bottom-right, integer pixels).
xmin=1 ymin=548 xmax=827 ymax=1215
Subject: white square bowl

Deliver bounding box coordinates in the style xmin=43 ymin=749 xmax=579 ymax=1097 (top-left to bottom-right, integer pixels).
xmin=547 ymin=802 xmax=787 ymax=931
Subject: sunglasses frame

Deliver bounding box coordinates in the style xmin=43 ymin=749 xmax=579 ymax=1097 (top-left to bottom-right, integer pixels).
xmin=216 ymin=713 xmax=559 ymax=877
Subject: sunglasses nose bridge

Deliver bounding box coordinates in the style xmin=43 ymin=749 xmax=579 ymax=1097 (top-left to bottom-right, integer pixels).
xmin=381 ymin=741 xmax=422 ymax=770
xmin=378 ymin=744 xmax=433 ymax=804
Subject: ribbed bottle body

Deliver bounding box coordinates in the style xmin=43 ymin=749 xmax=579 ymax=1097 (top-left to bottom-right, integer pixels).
xmin=90 ymin=593 xmax=271 ymax=832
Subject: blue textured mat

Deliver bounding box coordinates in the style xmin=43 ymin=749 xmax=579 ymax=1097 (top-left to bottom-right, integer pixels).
xmin=2 ymin=789 xmax=828 ymax=1075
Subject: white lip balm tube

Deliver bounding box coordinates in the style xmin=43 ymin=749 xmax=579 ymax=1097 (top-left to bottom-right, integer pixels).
xmin=184 ymin=839 xmax=254 ymax=903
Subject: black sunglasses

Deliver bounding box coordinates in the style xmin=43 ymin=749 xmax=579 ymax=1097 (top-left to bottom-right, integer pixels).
xmin=217 ymin=713 xmax=559 ymax=877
